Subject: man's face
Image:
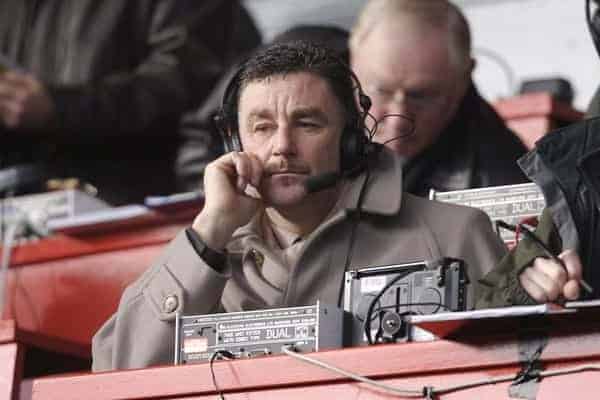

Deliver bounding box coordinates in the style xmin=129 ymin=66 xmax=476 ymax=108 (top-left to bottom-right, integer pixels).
xmin=237 ymin=72 xmax=345 ymax=207
xmin=352 ymin=20 xmax=471 ymax=159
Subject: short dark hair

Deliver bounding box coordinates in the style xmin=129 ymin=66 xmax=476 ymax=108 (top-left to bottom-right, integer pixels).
xmin=222 ymin=41 xmax=362 ymax=134
xmin=271 ymin=25 xmax=350 ymax=62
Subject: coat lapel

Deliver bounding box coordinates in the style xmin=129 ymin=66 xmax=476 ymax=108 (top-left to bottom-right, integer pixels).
xmin=283 ymin=150 xmax=406 ymax=307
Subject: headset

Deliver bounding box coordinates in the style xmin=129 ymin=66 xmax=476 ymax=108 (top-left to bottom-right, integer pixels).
xmin=213 ymin=43 xmax=374 ymax=175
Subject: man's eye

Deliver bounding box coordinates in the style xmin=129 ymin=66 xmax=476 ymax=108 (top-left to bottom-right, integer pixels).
xmin=253 ymin=124 xmax=273 ymax=133
xmin=407 ymin=90 xmax=439 ymax=104
xmin=376 ymin=87 xmax=393 ymax=96
xmin=368 ymin=85 xmax=394 ymax=99
xmin=298 ymin=120 xmax=320 ymax=129
xmin=407 ymin=91 xmax=427 ymax=100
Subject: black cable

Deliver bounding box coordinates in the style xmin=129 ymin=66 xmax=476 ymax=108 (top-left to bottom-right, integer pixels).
xmin=472 ymin=47 xmax=517 ymax=97
xmin=364 ymin=111 xmax=378 ymax=140
xmin=209 ymin=350 xmax=235 ymax=400
xmin=337 ymin=98 xmax=388 ymax=305
xmin=336 ymin=91 xmax=415 ymax=306
xmin=284 ymin=345 xmax=600 ymax=398
xmin=496 ymin=220 xmax=593 ymax=294
xmin=339 ymin=166 xmax=371 ymax=306
xmin=371 ymin=113 xmax=416 ymax=143
xmin=363 ymin=267 xmax=425 ymax=345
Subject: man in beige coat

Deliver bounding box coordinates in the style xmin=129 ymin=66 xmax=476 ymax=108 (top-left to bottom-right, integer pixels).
xmin=92 ymin=42 xmax=507 ymax=371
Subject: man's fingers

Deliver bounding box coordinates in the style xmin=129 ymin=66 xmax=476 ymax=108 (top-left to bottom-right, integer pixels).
xmin=520 ymin=252 xmax=584 ymax=303
xmin=231 ymin=152 xmax=250 ymax=192
xmin=0 ymin=73 xmax=36 ymax=128
xmin=231 ymin=151 xmax=266 ymax=192
xmin=558 ymin=249 xmax=583 ymax=281
xmin=563 ymin=280 xmax=580 ymax=301
xmin=532 ymin=257 xmax=568 ymax=288
xmin=0 ymin=81 xmax=12 ymax=98
xmin=0 ymin=99 xmax=24 ymax=127
xmin=0 ymin=80 xmax=22 ymax=100
xmin=247 ymin=153 xmax=264 ymax=188
xmin=522 ymin=260 xmax=564 ymax=301
xmin=519 ymin=270 xmax=549 ymax=303
xmin=520 ymin=250 xmax=585 ymax=303
xmin=1 ymin=71 xmax=29 ymax=85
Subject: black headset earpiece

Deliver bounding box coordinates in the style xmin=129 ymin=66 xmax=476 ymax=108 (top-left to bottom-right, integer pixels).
xmin=215 ymin=67 xmax=245 ymax=153
xmin=359 ymin=92 xmax=372 ymax=115
xmin=338 ymin=77 xmax=373 ymax=172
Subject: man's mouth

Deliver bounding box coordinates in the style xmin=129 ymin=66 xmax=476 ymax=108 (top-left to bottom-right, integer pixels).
xmin=264 ymin=160 xmax=310 ymax=176
xmin=268 ymin=170 xmax=308 ymax=176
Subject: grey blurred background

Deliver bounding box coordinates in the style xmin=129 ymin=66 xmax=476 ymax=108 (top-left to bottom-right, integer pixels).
xmin=243 ymin=0 xmax=597 ymax=110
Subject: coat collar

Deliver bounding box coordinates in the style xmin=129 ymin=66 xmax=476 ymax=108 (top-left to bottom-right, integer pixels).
xmin=339 ymin=147 xmax=403 ymax=215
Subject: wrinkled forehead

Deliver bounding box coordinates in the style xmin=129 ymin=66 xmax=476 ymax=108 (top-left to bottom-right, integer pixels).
xmin=352 ymin=18 xmax=465 ymax=79
xmin=237 ymin=72 xmax=347 ymax=121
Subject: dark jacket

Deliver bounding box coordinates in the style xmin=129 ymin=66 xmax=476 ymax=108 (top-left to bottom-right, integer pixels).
xmin=587 ymin=86 xmax=600 ymax=118
xmin=476 ymin=117 xmax=600 ymax=308
xmin=0 ymin=0 xmax=259 ymax=205
xmin=404 ymin=85 xmax=529 ymax=197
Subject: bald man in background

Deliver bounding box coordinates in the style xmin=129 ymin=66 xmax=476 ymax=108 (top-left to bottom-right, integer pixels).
xmin=350 ymin=0 xmax=528 ymax=196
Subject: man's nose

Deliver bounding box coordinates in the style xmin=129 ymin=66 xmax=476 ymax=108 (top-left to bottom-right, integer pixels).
xmin=383 ymin=91 xmax=409 ymax=114
xmin=378 ymin=94 xmax=413 ymax=126
xmin=381 ymin=101 xmax=416 ymax=135
xmin=272 ymin=125 xmax=296 ymax=155
xmin=384 ymin=111 xmax=416 ymax=136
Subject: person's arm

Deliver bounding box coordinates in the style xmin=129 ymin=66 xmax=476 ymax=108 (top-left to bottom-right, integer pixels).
xmin=91 ymin=230 xmax=231 ymax=371
xmin=1 ymin=0 xmax=238 ymax=137
xmin=92 ymin=151 xmax=265 ymax=371
xmin=55 ymin=0 xmax=236 ymax=138
xmin=475 ymin=209 xmax=583 ymax=308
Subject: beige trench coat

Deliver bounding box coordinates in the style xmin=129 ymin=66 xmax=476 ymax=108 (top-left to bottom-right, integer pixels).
xmin=92 ymin=150 xmax=507 ymax=371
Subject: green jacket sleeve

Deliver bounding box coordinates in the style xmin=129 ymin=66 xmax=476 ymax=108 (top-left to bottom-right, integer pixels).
xmin=475 ymin=209 xmax=562 ymax=309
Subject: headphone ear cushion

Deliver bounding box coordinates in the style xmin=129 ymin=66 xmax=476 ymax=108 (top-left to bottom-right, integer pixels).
xmin=340 ymin=127 xmax=366 ymax=171
xmin=229 ymin=131 xmax=242 ymax=152
xmin=221 ymin=130 xmax=242 ymax=153
xmin=222 ymin=135 xmax=234 ymax=153
xmin=215 ymin=111 xmax=243 ymax=153
xmin=359 ymin=93 xmax=372 ymax=115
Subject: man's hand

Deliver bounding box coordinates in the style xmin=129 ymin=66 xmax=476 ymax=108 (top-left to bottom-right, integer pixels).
xmin=0 ymin=71 xmax=54 ymax=130
xmin=192 ymin=152 xmax=264 ymax=250
xmin=519 ymin=249 xmax=582 ymax=303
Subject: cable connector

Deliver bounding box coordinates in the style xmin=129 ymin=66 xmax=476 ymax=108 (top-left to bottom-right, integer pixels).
xmin=214 ymin=350 xmax=235 ymax=360
xmin=281 ymin=344 xmax=298 ymax=353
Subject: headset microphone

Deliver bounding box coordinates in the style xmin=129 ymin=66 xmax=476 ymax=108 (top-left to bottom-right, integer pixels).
xmin=304 ymin=142 xmax=384 ymax=194
xmin=304 ymin=171 xmax=343 ymax=194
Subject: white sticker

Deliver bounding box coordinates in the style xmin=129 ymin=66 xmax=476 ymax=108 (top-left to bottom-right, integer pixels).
xmin=183 ymin=337 xmax=208 ymax=353
xmin=361 ymin=276 xmax=387 ymax=293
